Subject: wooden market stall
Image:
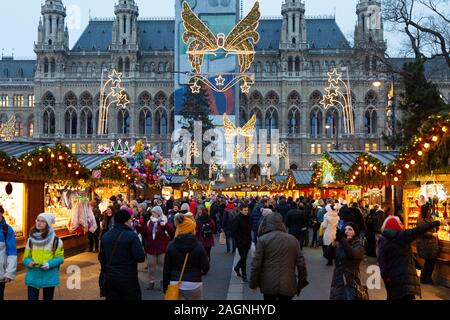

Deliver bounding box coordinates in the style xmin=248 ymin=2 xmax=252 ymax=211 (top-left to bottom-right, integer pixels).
xmin=388 ymin=114 xmax=450 ymax=287
xmin=0 ymin=142 xmax=90 ymax=262
xmin=284 ymin=170 xmax=318 ymax=199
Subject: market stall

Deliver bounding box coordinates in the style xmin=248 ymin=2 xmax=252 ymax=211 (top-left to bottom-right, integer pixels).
xmin=0 ymin=142 xmax=90 ymax=259
xmin=284 ymin=170 xmax=318 ymax=199
xmin=388 ymin=114 xmax=450 ymax=286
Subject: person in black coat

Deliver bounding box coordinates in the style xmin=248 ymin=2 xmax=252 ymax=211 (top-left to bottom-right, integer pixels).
xmin=338 ymin=201 xmax=355 ymax=225
xmin=325 ymin=222 xmax=365 ymax=300
xmin=277 ymin=196 xmax=290 ymax=222
xmin=232 ymin=203 xmax=253 ymax=282
xmin=99 ymin=210 xmax=146 ymax=300
xmin=380 ymin=215 xmax=447 ymax=300
xmin=285 ymin=202 xmax=308 ymax=250
xmin=163 ymin=213 xmax=210 ymax=300
xmin=349 ymin=203 xmax=366 ymax=240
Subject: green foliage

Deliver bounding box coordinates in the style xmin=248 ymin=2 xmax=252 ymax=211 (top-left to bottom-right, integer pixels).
xmin=385 ymin=58 xmax=450 ymax=149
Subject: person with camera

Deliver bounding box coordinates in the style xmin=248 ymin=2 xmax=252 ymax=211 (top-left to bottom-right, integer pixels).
xmin=325 ymin=222 xmax=366 ymax=300
xmin=23 ymin=213 xmax=64 ymax=300
xmin=0 ymin=205 xmax=17 ymax=301
xmin=142 ymin=206 xmax=174 ymax=291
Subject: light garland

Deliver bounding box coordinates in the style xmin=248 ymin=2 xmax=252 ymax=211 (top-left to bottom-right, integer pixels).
xmin=181 ymin=1 xmax=260 ymax=94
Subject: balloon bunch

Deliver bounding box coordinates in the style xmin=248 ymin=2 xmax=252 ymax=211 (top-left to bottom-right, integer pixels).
xmin=126 ymin=140 xmax=171 ymax=187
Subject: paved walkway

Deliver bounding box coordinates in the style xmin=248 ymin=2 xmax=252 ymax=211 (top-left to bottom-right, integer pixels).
xmin=4 ymin=236 xmax=450 ymax=300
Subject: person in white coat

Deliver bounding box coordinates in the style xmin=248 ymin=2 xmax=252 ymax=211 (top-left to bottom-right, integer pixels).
xmin=321 ymin=203 xmax=340 ymax=266
xmin=0 ymin=205 xmax=17 ymax=301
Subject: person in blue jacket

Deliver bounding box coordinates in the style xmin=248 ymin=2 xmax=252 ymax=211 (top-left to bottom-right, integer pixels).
xmin=23 ymin=213 xmax=64 ymax=301
xmin=0 ymin=205 xmax=17 ymax=301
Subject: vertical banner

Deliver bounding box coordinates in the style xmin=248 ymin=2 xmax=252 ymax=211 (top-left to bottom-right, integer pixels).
xmin=175 ymin=0 xmax=240 ymax=131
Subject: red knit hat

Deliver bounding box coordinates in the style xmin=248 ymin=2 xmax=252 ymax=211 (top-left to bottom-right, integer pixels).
xmin=381 ymin=216 xmax=403 ymax=232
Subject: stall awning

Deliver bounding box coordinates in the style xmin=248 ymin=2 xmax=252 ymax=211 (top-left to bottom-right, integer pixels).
xmin=327 ymin=151 xmax=399 ymax=172
xmin=0 ymin=142 xmax=53 ymax=158
xmin=168 ymin=175 xmax=187 ymax=185
xmin=292 ymin=170 xmax=314 ymax=186
xmin=76 ymin=153 xmax=115 ymax=170
xmin=273 ymin=175 xmax=287 ymax=184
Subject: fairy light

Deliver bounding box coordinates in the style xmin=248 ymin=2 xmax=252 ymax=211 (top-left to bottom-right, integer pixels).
xmin=442 ymin=127 xmax=448 ymax=132
xmin=59 ymin=155 xmax=63 ymax=160
xmin=394 ymin=177 xmax=399 ymax=182
xmin=424 ymin=143 xmax=430 ymax=149
xmin=39 ymin=158 xmax=44 ymax=162
xmin=405 ymin=164 xmax=410 ymax=169
xmin=410 ymin=160 xmax=415 ymax=165
xmin=397 ymin=169 xmax=402 ymax=174
xmin=27 ymin=162 xmax=32 ymax=167
xmin=432 ymin=136 xmax=438 ymax=142
xmin=418 ymin=151 xmax=423 ymax=156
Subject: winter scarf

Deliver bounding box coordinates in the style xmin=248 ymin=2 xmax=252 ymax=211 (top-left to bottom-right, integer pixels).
xmin=29 ymin=227 xmax=55 ymax=246
xmin=150 ymin=215 xmax=168 ymax=240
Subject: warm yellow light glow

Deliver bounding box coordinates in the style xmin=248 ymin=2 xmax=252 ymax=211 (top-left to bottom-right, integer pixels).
xmin=397 ymin=169 xmax=402 ymax=174
xmin=418 ymin=151 xmax=423 ymax=156
xmin=424 ymin=143 xmax=430 ymax=149
xmin=394 ymin=177 xmax=399 ymax=182
xmin=27 ymin=162 xmax=32 ymax=167
xmin=411 ymin=160 xmax=416 ymax=165
xmin=405 ymin=164 xmax=410 ymax=169
xmin=432 ymin=136 xmax=438 ymax=142
xmin=39 ymin=158 xmax=44 ymax=162
xmin=442 ymin=127 xmax=447 ymax=132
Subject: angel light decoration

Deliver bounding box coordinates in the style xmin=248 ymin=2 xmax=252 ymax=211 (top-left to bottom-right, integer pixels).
xmin=181 ymin=0 xmax=261 ymax=94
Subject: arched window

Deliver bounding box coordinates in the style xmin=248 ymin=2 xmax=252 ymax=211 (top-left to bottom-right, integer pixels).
xmin=310 ymin=108 xmax=323 ymax=137
xmin=264 ymin=62 xmax=270 ymax=73
xmin=65 ymin=108 xmax=77 ymax=136
xmin=139 ymin=91 xmax=152 ymax=107
xmin=325 ymin=108 xmax=339 ymax=138
xmin=125 ymin=58 xmax=130 ymax=73
xmin=365 ymin=56 xmax=370 ymax=72
xmin=324 ymin=61 xmax=329 ymax=71
xmin=80 ymin=108 xmax=93 ymax=136
xmin=43 ymin=108 xmax=55 ymax=135
xmin=365 ymin=108 xmax=378 ymax=134
xmin=154 ymin=91 xmax=167 ymax=107
xmin=118 ymin=58 xmax=123 ymax=72
xmin=288 ymin=91 xmax=301 ymax=106
xmin=288 ymin=57 xmax=293 ymax=72
xmin=118 ymin=109 xmax=130 ymax=134
xmin=365 ymin=90 xmax=378 ymax=106
xmin=240 ymin=93 xmax=249 ymax=107
xmin=43 ymin=57 xmax=49 ymax=74
xmin=288 ymin=108 xmax=301 ymax=134
xmin=309 ymin=90 xmax=322 ymax=107
xmin=295 ymin=57 xmax=300 ymax=72
xmin=156 ymin=110 xmax=168 ymax=136
xmin=169 ymin=110 xmax=175 ymax=134
xmin=42 ymin=92 xmax=55 ymax=107
xmin=158 ymin=62 xmax=164 ymax=73
xmin=14 ymin=116 xmax=23 ymax=137
xmin=239 ymin=108 xmax=248 ymax=127
xmin=314 ymin=61 xmax=320 ymax=73
xmin=80 ymin=91 xmax=93 ymax=107
xmin=50 ymin=58 xmax=55 ymax=73
xmin=27 ymin=116 xmax=34 ymax=137
xmin=265 ymin=91 xmax=279 ymax=106
xmin=250 ymin=91 xmax=263 ymax=106
xmin=64 ymin=92 xmax=78 ymax=107
xmin=265 ymin=108 xmax=278 ymax=131
xmin=143 ymin=63 xmax=150 ymax=73
xmin=271 ymin=62 xmax=277 ymax=73
xmin=150 ymin=62 xmax=156 ymax=73
xmin=139 ymin=109 xmax=152 ymax=135
xmin=250 ymin=109 xmax=262 ymax=133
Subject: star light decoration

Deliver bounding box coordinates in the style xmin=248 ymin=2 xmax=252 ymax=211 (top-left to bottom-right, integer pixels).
xmin=98 ymin=69 xmax=129 ymax=135
xmin=181 ymin=1 xmax=260 ymax=94
xmin=320 ymin=68 xmax=355 ymax=135
xmin=224 ymin=114 xmax=257 ymax=167
xmin=0 ymin=115 xmax=16 ymax=141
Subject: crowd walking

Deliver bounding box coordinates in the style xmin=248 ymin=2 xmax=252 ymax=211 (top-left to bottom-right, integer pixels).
xmin=0 ymin=193 xmax=449 ymax=301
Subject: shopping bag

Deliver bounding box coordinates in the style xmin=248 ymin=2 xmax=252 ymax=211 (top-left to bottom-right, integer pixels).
xmin=319 ymin=226 xmax=324 ymax=237
xmin=219 ymin=231 xmax=226 ymax=245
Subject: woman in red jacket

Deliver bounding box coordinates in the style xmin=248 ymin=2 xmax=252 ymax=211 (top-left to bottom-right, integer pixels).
xmin=196 ymin=207 xmax=216 ymax=260
xmin=142 ymin=206 xmax=174 ymax=290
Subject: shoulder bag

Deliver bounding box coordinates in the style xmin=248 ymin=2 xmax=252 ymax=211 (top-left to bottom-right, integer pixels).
xmin=165 ymin=253 xmax=190 ymax=300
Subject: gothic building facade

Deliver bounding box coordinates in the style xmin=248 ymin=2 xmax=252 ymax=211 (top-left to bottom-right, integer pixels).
xmin=0 ymin=0 xmax=449 ymax=171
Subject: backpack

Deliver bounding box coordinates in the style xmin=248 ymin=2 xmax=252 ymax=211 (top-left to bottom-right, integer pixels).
xmin=201 ymin=221 xmax=213 ymax=238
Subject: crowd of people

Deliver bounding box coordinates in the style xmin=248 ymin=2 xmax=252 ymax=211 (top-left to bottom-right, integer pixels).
xmin=0 ymin=193 xmax=448 ymax=301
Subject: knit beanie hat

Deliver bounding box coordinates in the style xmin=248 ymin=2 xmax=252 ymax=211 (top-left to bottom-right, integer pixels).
xmin=174 ymin=213 xmax=196 ymax=236
xmin=262 ymin=208 xmax=273 ymax=217
xmin=151 ymin=206 xmax=164 ymax=217
xmin=37 ymin=213 xmax=56 ymax=226
xmin=381 ymin=215 xmax=403 ymax=233
xmin=114 ymin=209 xmax=132 ymax=224
xmin=120 ymin=206 xmax=134 ymax=217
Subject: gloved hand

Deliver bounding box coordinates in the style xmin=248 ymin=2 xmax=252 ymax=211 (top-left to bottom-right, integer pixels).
xmin=40 ymin=262 xmax=50 ymax=270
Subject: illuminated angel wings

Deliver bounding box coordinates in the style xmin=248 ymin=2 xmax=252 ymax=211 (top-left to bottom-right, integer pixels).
xmin=223 ymin=113 xmax=256 ymax=139
xmin=0 ymin=115 xmax=16 ymax=141
xmin=181 ymin=1 xmax=261 ymax=74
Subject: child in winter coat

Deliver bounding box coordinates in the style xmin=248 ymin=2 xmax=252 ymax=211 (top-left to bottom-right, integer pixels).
xmin=196 ymin=207 xmax=216 ymax=259
xmin=23 ymin=213 xmax=64 ymax=301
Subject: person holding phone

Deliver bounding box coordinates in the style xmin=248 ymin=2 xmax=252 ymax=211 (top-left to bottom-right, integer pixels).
xmin=23 ymin=213 xmax=64 ymax=301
